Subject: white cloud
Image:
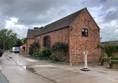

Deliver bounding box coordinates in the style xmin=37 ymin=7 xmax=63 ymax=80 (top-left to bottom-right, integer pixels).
xmin=0 ymin=0 xmax=117 ymax=42
xmin=5 ymin=17 xmax=27 ymax=38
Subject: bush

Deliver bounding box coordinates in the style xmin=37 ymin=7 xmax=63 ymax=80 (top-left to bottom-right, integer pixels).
xmin=29 ymin=42 xmax=40 ymax=56
xmin=32 ymin=51 xmax=39 ymax=57
xmin=37 ymin=47 xmax=51 ymax=59
xmin=52 ymin=42 xmax=68 ymax=52
xmin=49 ymin=53 xmax=59 ymax=61
xmin=111 ymin=60 xmax=118 ymax=64
xmin=104 ymin=45 xmax=118 ymax=57
xmin=100 ymin=57 xmax=108 ymax=62
xmin=111 ymin=56 xmax=118 ymax=60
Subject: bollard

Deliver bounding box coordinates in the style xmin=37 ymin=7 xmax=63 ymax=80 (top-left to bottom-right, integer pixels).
xmin=81 ymin=50 xmax=90 ymax=71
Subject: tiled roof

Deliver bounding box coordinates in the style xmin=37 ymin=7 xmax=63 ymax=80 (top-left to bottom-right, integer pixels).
xmin=27 ymin=8 xmax=87 ymax=38
xmin=34 ymin=8 xmax=86 ymax=36
xmin=26 ymin=29 xmax=42 ymax=38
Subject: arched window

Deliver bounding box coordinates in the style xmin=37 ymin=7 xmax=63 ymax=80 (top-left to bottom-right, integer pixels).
xmin=81 ymin=28 xmax=88 ymax=37
xmin=43 ymin=36 xmax=51 ymax=48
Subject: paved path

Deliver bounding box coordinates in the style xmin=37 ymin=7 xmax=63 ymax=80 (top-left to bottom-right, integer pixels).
xmin=6 ymin=52 xmax=118 ymax=83
xmin=28 ymin=61 xmax=118 ymax=83
xmin=0 ymin=59 xmax=9 ymax=83
xmin=0 ymin=71 xmax=9 ymax=83
xmin=0 ymin=53 xmax=54 ymax=83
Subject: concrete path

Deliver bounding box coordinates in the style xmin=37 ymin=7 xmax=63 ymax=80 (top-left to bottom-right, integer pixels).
xmin=5 ymin=52 xmax=118 ymax=83
xmin=28 ymin=62 xmax=118 ymax=83
xmin=0 ymin=59 xmax=9 ymax=83
xmin=0 ymin=53 xmax=54 ymax=83
xmin=0 ymin=71 xmax=9 ymax=83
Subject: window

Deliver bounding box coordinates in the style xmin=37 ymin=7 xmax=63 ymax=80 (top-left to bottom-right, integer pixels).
xmin=82 ymin=28 xmax=88 ymax=37
xmin=43 ymin=36 xmax=51 ymax=48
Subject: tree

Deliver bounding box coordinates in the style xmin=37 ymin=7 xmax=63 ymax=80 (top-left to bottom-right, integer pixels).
xmin=21 ymin=38 xmax=26 ymax=44
xmin=14 ymin=38 xmax=27 ymax=47
xmin=0 ymin=29 xmax=17 ymax=50
xmin=15 ymin=39 xmax=23 ymax=46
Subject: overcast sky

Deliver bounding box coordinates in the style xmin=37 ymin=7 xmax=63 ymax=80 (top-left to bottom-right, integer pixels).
xmin=0 ymin=0 xmax=118 ymax=42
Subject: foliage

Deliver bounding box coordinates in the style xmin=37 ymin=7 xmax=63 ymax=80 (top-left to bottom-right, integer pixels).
xmin=15 ymin=39 xmax=23 ymax=46
xmin=21 ymin=38 xmax=27 ymax=44
xmin=100 ymin=57 xmax=108 ymax=62
xmin=109 ymin=56 xmax=118 ymax=64
xmin=111 ymin=56 xmax=118 ymax=60
xmin=29 ymin=42 xmax=40 ymax=56
xmin=52 ymin=42 xmax=68 ymax=52
xmin=99 ymin=45 xmax=118 ymax=67
xmin=29 ymin=42 xmax=69 ymax=62
xmin=32 ymin=51 xmax=39 ymax=57
xmin=37 ymin=47 xmax=51 ymax=59
xmin=49 ymin=53 xmax=59 ymax=61
xmin=111 ymin=60 xmax=118 ymax=64
xmin=0 ymin=29 xmax=17 ymax=50
xmin=104 ymin=45 xmax=118 ymax=57
xmin=14 ymin=38 xmax=26 ymax=47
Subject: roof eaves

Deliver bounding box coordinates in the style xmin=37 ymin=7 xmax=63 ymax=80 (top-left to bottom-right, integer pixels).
xmin=34 ymin=26 xmax=69 ymax=37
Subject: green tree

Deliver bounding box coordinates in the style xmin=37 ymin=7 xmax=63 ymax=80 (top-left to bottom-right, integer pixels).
xmin=21 ymin=38 xmax=26 ymax=44
xmin=15 ymin=38 xmax=23 ymax=46
xmin=0 ymin=29 xmax=17 ymax=50
xmin=14 ymin=38 xmax=27 ymax=47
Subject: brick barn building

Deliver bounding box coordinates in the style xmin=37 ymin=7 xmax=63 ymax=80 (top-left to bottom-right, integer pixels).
xmin=23 ymin=8 xmax=101 ymax=65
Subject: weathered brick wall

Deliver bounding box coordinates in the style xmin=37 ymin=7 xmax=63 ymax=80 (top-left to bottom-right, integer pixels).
xmin=35 ymin=27 xmax=69 ymax=61
xmin=69 ymin=9 xmax=101 ymax=65
xmin=19 ymin=44 xmax=26 ymax=55
xmin=26 ymin=39 xmax=34 ymax=54
xmin=26 ymin=9 xmax=101 ymax=65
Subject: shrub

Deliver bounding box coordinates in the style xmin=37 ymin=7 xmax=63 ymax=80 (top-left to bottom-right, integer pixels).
xmin=29 ymin=42 xmax=40 ymax=56
xmin=111 ymin=56 xmax=118 ymax=60
xmin=32 ymin=51 xmax=39 ymax=57
xmin=37 ymin=47 xmax=51 ymax=59
xmin=104 ymin=45 xmax=118 ymax=57
xmin=52 ymin=42 xmax=68 ymax=52
xmin=111 ymin=60 xmax=118 ymax=64
xmin=49 ymin=53 xmax=59 ymax=61
xmin=100 ymin=57 xmax=108 ymax=62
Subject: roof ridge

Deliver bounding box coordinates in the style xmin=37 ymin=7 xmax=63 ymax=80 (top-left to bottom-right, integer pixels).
xmin=27 ymin=8 xmax=87 ymax=38
xmin=35 ymin=8 xmax=86 ymax=36
xmin=44 ymin=8 xmax=86 ymax=28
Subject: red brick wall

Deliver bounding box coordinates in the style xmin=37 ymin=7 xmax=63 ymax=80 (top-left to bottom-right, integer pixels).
xmin=26 ymin=38 xmax=34 ymax=54
xmin=69 ymin=9 xmax=101 ymax=65
xmin=19 ymin=44 xmax=26 ymax=55
xmin=35 ymin=27 xmax=69 ymax=61
xmin=26 ymin=9 xmax=101 ymax=65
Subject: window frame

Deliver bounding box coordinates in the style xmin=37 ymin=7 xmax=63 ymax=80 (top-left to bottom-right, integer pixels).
xmin=81 ymin=28 xmax=88 ymax=37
